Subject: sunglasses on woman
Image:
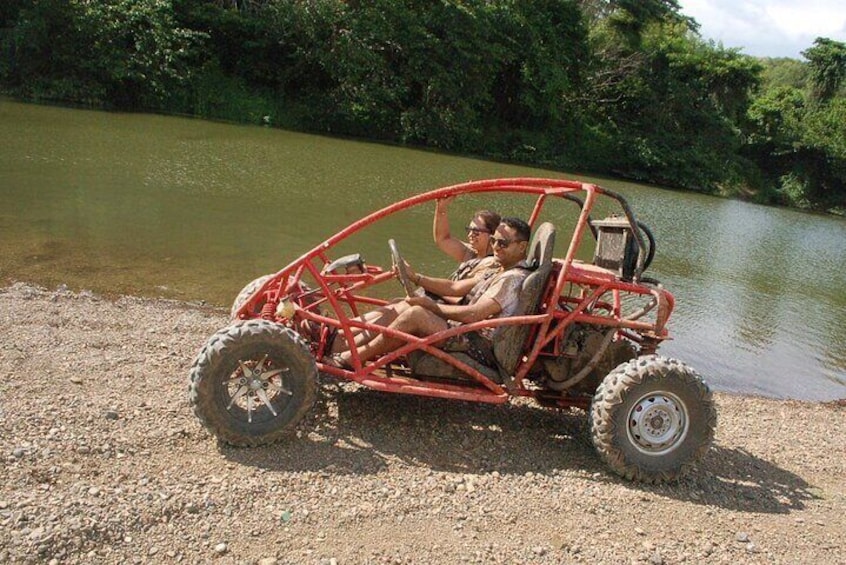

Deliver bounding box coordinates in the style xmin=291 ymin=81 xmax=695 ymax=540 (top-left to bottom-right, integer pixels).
xmin=465 ymin=226 xmax=490 ymax=235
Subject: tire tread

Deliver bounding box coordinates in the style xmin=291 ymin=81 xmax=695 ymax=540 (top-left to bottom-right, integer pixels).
xmin=188 ymin=319 xmax=317 ymax=446
xmin=590 ymin=354 xmax=716 ymax=483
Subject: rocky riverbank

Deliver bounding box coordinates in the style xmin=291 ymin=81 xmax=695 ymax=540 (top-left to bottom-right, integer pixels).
xmin=1 ymin=283 xmax=844 ymax=564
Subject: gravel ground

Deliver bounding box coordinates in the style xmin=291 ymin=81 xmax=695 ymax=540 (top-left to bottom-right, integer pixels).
xmin=1 ymin=282 xmax=844 ymax=565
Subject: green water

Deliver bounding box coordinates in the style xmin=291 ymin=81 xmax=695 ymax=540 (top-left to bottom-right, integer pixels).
xmin=1 ymin=99 xmax=844 ymax=401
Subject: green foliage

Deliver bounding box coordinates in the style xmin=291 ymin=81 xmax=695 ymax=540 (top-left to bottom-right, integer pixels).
xmin=84 ymin=0 xmax=207 ymax=108
xmin=0 ymin=0 xmax=26 ymax=27
xmin=746 ymin=42 xmax=845 ymax=211
xmin=2 ymin=0 xmax=96 ymax=102
xmin=3 ymin=0 xmax=205 ymax=108
xmin=1 ymin=0 xmax=843 ymax=212
xmin=495 ymin=0 xmax=588 ymax=129
xmin=581 ymin=14 xmax=761 ymax=191
xmin=745 ymin=83 xmax=845 ymax=210
xmin=803 ymin=37 xmax=846 ymax=102
xmin=759 ymin=57 xmax=809 ymax=89
xmin=596 ymin=0 xmax=694 ymax=49
xmin=746 ymin=86 xmax=804 ymax=149
xmin=795 ymin=98 xmax=846 ymax=208
xmin=185 ymin=64 xmax=277 ymax=124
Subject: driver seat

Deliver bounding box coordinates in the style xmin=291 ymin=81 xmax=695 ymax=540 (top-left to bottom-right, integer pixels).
xmin=492 ymin=221 xmax=555 ymax=377
xmin=408 ymin=222 xmax=556 ymax=384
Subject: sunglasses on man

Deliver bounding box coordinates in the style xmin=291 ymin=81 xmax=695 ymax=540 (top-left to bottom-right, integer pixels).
xmin=491 ymin=237 xmax=525 ymax=248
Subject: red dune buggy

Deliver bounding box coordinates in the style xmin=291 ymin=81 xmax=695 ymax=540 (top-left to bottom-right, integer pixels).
xmin=188 ymin=178 xmax=716 ymax=483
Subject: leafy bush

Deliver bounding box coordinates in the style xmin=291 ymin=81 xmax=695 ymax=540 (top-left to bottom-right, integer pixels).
xmin=1 ymin=0 xmax=842 ymax=212
xmin=3 ymin=0 xmax=205 ymax=108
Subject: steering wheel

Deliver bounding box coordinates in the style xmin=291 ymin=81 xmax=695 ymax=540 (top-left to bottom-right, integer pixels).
xmin=388 ymin=239 xmax=416 ymax=296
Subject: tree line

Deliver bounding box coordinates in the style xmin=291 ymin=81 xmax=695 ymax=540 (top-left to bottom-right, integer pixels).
xmin=1 ymin=0 xmax=843 ymax=213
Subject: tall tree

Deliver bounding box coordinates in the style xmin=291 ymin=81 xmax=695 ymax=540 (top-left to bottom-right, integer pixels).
xmin=803 ymin=37 xmax=846 ymax=102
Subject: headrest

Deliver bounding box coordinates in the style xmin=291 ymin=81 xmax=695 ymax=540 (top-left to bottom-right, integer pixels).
xmin=527 ymin=222 xmax=556 ymax=270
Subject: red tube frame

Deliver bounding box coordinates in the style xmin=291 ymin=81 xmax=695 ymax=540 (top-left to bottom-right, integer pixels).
xmin=234 ymin=178 xmax=674 ymax=409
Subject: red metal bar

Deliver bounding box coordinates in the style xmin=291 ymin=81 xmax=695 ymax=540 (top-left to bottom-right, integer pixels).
xmin=511 ymin=189 xmax=599 ymax=387
xmin=228 ymin=177 xmax=670 ymax=404
xmin=235 ymin=178 xmax=600 ymax=319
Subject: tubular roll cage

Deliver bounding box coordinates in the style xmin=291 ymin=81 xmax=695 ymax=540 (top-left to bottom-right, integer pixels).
xmin=235 ymin=178 xmax=674 ymax=409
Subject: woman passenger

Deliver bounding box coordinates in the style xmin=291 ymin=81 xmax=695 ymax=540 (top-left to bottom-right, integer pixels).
xmin=433 ymin=196 xmax=500 ymax=281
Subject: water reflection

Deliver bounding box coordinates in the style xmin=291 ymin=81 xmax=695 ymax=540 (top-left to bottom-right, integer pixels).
xmin=1 ymin=99 xmax=844 ymax=401
xmin=822 ymin=306 xmax=846 ymax=385
xmin=641 ymin=191 xmax=846 ymax=399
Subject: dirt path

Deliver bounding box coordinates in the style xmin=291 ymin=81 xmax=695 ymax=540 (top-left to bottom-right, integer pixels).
xmin=1 ymin=283 xmax=844 ymax=564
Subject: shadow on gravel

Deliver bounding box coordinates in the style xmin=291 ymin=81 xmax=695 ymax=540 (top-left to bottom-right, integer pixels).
xmin=220 ymin=384 xmax=601 ymax=476
xmin=556 ymin=443 xmax=819 ymax=514
xmin=685 ymin=446 xmax=820 ymax=513
xmin=220 ymin=385 xmax=819 ymax=515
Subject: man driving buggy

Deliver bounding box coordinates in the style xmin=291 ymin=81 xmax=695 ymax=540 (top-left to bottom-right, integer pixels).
xmin=326 ymin=217 xmax=531 ymax=369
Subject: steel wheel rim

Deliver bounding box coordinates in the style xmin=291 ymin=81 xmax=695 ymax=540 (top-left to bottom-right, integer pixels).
xmin=224 ymin=354 xmax=292 ymax=424
xmin=626 ymin=390 xmax=689 ymax=455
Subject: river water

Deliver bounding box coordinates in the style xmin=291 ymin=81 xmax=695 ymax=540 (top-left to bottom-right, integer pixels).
xmin=2 ymin=99 xmax=844 ymax=401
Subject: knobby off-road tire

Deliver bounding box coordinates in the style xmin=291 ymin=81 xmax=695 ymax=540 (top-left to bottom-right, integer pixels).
xmin=590 ymin=355 xmax=716 ymax=483
xmin=230 ymin=274 xmax=273 ymax=319
xmin=189 ymin=320 xmax=317 ymax=446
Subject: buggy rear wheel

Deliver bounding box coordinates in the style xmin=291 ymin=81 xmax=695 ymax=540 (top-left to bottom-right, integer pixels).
xmin=189 ymin=320 xmax=317 ymax=446
xmin=590 ymin=355 xmax=716 ymax=483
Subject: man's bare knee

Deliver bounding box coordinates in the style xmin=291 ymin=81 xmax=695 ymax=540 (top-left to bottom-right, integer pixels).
xmin=394 ymin=305 xmax=447 ymax=336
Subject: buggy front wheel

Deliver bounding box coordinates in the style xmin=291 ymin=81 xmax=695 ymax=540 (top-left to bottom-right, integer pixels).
xmin=590 ymin=355 xmax=716 ymax=483
xmin=230 ymin=274 xmax=273 ymax=319
xmin=189 ymin=320 xmax=317 ymax=446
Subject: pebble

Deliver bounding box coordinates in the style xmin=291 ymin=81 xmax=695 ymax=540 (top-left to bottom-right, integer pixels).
xmin=214 ymin=543 xmax=227 ymax=555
